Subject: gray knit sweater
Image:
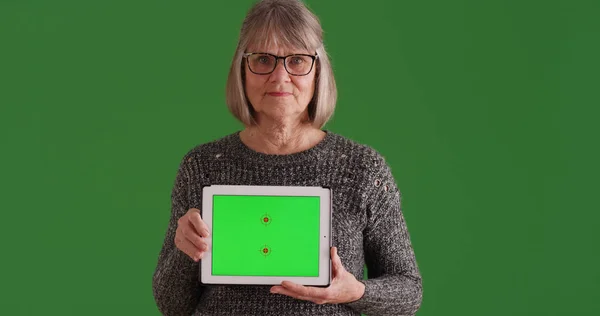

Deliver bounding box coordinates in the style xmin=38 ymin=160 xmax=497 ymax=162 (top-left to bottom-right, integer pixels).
xmin=152 ymin=130 xmax=423 ymax=316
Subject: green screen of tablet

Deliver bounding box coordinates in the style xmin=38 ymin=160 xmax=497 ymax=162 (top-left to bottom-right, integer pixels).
xmin=212 ymin=195 xmax=321 ymax=277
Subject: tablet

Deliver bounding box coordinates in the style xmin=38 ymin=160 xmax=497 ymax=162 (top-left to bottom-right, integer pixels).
xmin=199 ymin=185 xmax=332 ymax=286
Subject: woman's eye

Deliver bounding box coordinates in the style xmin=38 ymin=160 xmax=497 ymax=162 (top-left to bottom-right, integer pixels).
xmin=258 ymin=56 xmax=270 ymax=64
xmin=290 ymin=57 xmax=304 ymax=64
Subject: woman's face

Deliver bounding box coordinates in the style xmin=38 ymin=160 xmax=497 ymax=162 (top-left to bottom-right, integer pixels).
xmin=244 ymin=45 xmax=316 ymax=124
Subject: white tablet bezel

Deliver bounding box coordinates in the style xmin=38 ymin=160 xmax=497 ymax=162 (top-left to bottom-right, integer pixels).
xmin=199 ymin=185 xmax=332 ymax=286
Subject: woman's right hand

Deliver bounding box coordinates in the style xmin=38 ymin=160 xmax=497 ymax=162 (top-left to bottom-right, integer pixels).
xmin=174 ymin=208 xmax=210 ymax=262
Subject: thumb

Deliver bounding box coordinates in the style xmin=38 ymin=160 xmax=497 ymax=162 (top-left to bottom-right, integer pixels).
xmin=331 ymin=247 xmax=345 ymax=274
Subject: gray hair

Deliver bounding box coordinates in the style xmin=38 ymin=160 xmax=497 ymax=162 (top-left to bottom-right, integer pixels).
xmin=225 ymin=0 xmax=337 ymax=128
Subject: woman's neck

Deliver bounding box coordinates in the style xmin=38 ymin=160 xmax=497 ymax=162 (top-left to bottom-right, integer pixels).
xmin=240 ymin=121 xmax=325 ymax=155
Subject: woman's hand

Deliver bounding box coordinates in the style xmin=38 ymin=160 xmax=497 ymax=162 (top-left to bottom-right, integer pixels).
xmin=270 ymin=247 xmax=365 ymax=304
xmin=174 ymin=208 xmax=210 ymax=262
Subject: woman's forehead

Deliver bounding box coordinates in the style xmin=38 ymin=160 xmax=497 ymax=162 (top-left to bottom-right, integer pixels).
xmin=246 ymin=44 xmax=312 ymax=55
xmin=246 ymin=31 xmax=314 ymax=55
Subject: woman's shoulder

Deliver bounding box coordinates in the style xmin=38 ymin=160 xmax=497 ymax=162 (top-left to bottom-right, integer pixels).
xmin=178 ymin=132 xmax=240 ymax=163
xmin=327 ymin=131 xmax=391 ymax=172
xmin=329 ymin=132 xmax=401 ymax=202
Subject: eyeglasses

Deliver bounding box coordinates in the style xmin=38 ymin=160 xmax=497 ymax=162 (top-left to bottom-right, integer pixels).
xmin=243 ymin=52 xmax=318 ymax=76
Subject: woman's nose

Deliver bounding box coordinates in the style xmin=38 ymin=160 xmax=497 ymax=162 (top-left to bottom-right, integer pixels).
xmin=270 ymin=60 xmax=291 ymax=81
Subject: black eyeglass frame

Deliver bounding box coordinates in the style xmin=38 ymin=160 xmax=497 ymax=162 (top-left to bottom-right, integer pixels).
xmin=243 ymin=52 xmax=318 ymax=76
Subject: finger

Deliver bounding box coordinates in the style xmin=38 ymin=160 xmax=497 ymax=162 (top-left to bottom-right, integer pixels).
xmin=181 ymin=224 xmax=207 ymax=250
xmin=271 ymin=286 xmax=315 ymax=303
xmin=331 ymin=247 xmax=345 ymax=273
xmin=188 ymin=208 xmax=210 ymax=237
xmin=176 ymin=233 xmax=203 ymax=262
xmin=330 ymin=247 xmax=338 ymax=276
xmin=174 ymin=235 xmax=204 ymax=262
xmin=281 ymin=281 xmax=328 ymax=300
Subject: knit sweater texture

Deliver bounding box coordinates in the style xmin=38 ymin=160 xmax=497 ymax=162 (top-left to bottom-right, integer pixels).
xmin=152 ymin=130 xmax=423 ymax=316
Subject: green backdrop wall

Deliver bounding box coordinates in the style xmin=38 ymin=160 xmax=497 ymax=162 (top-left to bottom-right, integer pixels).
xmin=1 ymin=0 xmax=598 ymax=315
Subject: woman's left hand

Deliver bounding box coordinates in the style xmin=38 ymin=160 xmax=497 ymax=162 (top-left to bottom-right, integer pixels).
xmin=270 ymin=247 xmax=365 ymax=305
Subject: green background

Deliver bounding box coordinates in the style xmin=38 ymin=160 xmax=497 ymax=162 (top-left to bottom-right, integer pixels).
xmin=211 ymin=195 xmax=320 ymax=276
xmin=1 ymin=0 xmax=598 ymax=315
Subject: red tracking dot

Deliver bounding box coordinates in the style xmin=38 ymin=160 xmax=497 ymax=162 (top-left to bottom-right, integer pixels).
xmin=263 ymin=217 xmax=269 ymax=222
xmin=263 ymin=248 xmax=269 ymax=253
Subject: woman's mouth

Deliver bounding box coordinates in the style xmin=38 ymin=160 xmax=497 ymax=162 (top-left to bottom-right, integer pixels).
xmin=267 ymin=92 xmax=292 ymax=97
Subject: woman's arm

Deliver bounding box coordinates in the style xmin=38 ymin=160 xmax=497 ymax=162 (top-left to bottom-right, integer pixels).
xmin=152 ymin=156 xmax=203 ymax=315
xmin=346 ymin=157 xmax=423 ymax=316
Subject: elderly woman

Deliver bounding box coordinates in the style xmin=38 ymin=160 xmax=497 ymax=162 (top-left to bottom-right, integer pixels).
xmin=152 ymin=0 xmax=423 ymax=315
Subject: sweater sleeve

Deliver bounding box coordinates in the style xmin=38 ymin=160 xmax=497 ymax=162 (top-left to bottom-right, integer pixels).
xmin=152 ymin=155 xmax=204 ymax=316
xmin=346 ymin=157 xmax=423 ymax=316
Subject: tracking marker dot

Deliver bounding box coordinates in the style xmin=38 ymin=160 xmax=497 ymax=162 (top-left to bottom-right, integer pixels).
xmin=261 ymin=213 xmax=272 ymax=226
xmin=260 ymin=244 xmax=272 ymax=257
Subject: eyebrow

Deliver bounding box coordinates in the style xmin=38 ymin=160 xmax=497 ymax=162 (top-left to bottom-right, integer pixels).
xmin=250 ymin=52 xmax=313 ymax=56
xmin=246 ymin=48 xmax=312 ymax=55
